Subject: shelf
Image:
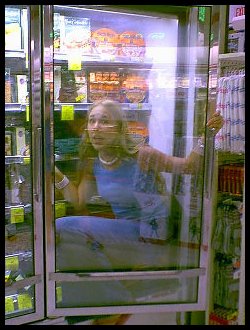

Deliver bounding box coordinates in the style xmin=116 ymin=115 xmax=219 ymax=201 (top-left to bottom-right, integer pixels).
xmin=5 ymin=103 xmax=28 ymax=112
xmin=5 ymin=50 xmax=26 ymax=58
xmin=54 ymin=52 xmax=153 ymax=69
xmin=219 ymin=52 xmax=245 ymax=64
xmin=5 ymin=156 xmax=30 ymax=165
xmin=217 ymin=151 xmax=245 ymax=164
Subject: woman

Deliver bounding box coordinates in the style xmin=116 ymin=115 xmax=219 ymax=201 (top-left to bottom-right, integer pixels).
xmin=54 ymin=99 xmax=224 ymax=319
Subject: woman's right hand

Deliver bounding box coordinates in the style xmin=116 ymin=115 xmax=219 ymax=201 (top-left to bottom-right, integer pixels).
xmin=55 ymin=166 xmax=64 ymax=183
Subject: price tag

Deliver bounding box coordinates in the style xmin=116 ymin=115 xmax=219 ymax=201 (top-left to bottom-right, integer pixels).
xmin=17 ymin=293 xmax=33 ymax=311
xmin=55 ymin=202 xmax=66 ymax=219
xmin=56 ymin=286 xmax=62 ymax=303
xmin=23 ymin=156 xmax=30 ymax=165
xmin=68 ymin=52 xmax=82 ymax=71
xmin=5 ymin=297 xmax=15 ymax=313
xmin=10 ymin=207 xmax=24 ymax=224
xmin=61 ymin=105 xmax=74 ymax=121
xmin=137 ymin=103 xmax=142 ymax=109
xmin=5 ymin=255 xmax=19 ymax=271
xmin=26 ymin=105 xmax=29 ymax=121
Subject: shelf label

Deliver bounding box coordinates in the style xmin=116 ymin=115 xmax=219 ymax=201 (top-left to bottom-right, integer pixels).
xmin=26 ymin=105 xmax=29 ymax=121
xmin=17 ymin=293 xmax=33 ymax=311
xmin=5 ymin=297 xmax=15 ymax=313
xmin=23 ymin=156 xmax=30 ymax=165
xmin=56 ymin=286 xmax=62 ymax=303
xmin=61 ymin=105 xmax=74 ymax=121
xmin=55 ymin=202 xmax=66 ymax=218
xmin=68 ymin=52 xmax=82 ymax=71
xmin=137 ymin=103 xmax=142 ymax=109
xmin=5 ymin=255 xmax=19 ymax=271
xmin=10 ymin=206 xmax=24 ymax=224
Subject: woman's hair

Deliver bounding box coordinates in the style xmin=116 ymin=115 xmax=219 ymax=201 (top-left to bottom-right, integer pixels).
xmin=79 ymin=99 xmax=138 ymax=162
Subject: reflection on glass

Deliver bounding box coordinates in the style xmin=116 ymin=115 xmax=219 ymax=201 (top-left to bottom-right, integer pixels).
xmin=53 ymin=6 xmax=220 ymax=308
xmin=5 ymin=5 xmax=35 ymax=320
xmin=56 ymin=277 xmax=198 ymax=308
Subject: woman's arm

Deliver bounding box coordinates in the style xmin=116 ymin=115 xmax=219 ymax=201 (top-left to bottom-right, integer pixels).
xmin=137 ymin=111 xmax=224 ymax=174
xmin=55 ymin=166 xmax=80 ymax=209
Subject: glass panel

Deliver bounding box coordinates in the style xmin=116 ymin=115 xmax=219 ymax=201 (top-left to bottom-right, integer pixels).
xmin=5 ymin=5 xmax=35 ymax=320
xmin=5 ymin=286 xmax=35 ymax=319
xmin=53 ymin=5 xmax=211 ymax=307
xmin=56 ymin=276 xmax=198 ymax=307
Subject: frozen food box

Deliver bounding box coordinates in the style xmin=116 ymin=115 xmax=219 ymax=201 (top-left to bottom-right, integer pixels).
xmin=91 ymin=28 xmax=119 ymax=56
xmin=60 ymin=16 xmax=91 ymax=54
xmin=5 ymin=7 xmax=22 ymax=50
xmin=119 ymin=30 xmax=145 ymax=58
xmin=120 ymin=73 xmax=149 ymax=103
xmin=88 ymin=70 xmax=120 ymax=102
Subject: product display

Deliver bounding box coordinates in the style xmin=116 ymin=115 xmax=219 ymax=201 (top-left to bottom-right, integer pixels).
xmin=5 ymin=4 xmax=245 ymax=325
xmin=119 ymin=31 xmax=145 ymax=58
xmin=91 ymin=28 xmax=119 ymax=56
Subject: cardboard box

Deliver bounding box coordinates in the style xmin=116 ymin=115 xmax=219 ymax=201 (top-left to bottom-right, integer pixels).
xmin=5 ymin=7 xmax=22 ymax=50
xmin=228 ymin=32 xmax=245 ymax=53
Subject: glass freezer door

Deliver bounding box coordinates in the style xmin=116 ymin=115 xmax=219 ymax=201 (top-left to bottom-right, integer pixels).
xmin=5 ymin=5 xmax=44 ymax=324
xmin=45 ymin=5 xmax=216 ymax=316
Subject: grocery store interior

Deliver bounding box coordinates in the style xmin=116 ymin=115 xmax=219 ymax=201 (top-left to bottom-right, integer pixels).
xmin=5 ymin=5 xmax=245 ymax=325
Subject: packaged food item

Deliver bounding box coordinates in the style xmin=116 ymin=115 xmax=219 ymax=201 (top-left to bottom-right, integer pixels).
xmin=88 ymin=70 xmax=120 ymax=102
xmin=16 ymin=75 xmax=28 ymax=104
xmin=119 ymin=31 xmax=145 ymax=58
xmin=5 ymin=68 xmax=11 ymax=103
xmin=5 ymin=7 xmax=22 ymax=50
xmin=74 ymin=70 xmax=88 ymax=103
xmin=127 ymin=121 xmax=149 ymax=146
xmin=227 ymin=31 xmax=245 ymax=53
xmin=53 ymin=13 xmax=61 ymax=52
xmin=61 ymin=16 xmax=91 ymax=54
xmin=5 ymin=132 xmax=12 ymax=156
xmin=120 ymin=73 xmax=148 ymax=103
xmin=91 ymin=28 xmax=119 ymax=56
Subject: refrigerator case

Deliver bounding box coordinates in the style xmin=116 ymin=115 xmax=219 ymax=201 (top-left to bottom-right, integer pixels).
xmin=5 ymin=6 xmax=44 ymax=325
xmin=45 ymin=5 xmax=218 ymax=316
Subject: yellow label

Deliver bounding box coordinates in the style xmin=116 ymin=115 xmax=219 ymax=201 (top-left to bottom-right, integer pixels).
xmin=26 ymin=105 xmax=29 ymax=121
xmin=55 ymin=202 xmax=66 ymax=219
xmin=5 ymin=297 xmax=15 ymax=313
xmin=23 ymin=156 xmax=30 ymax=165
xmin=10 ymin=207 xmax=24 ymax=224
xmin=137 ymin=103 xmax=142 ymax=109
xmin=17 ymin=293 xmax=33 ymax=310
xmin=61 ymin=105 xmax=74 ymax=121
xmin=56 ymin=286 xmax=62 ymax=303
xmin=68 ymin=53 xmax=82 ymax=71
xmin=5 ymin=256 xmax=19 ymax=271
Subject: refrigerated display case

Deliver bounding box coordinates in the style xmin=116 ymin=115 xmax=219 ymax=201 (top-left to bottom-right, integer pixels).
xmin=5 ymin=5 xmax=239 ymax=325
xmin=5 ymin=6 xmax=44 ymax=324
xmin=44 ymin=5 xmax=220 ymax=318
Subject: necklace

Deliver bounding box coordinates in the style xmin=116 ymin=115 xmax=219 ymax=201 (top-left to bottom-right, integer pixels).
xmin=98 ymin=154 xmax=119 ymax=166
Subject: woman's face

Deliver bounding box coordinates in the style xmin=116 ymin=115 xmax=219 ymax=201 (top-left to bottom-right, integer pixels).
xmin=87 ymin=104 xmax=120 ymax=151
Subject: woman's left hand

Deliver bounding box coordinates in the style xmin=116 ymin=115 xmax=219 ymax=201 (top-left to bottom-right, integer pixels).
xmin=206 ymin=111 xmax=224 ymax=135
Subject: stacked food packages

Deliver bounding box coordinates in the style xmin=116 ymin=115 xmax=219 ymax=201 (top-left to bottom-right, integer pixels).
xmin=91 ymin=28 xmax=119 ymax=56
xmin=53 ymin=13 xmax=146 ymax=60
xmin=209 ymin=307 xmax=238 ymax=325
xmin=120 ymin=73 xmax=148 ymax=103
xmin=88 ymin=70 xmax=149 ymax=104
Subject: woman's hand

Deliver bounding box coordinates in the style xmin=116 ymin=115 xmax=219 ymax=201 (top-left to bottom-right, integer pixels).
xmin=206 ymin=111 xmax=224 ymax=135
xmin=55 ymin=166 xmax=65 ymax=183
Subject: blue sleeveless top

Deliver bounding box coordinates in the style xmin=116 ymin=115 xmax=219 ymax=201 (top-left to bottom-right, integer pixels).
xmin=93 ymin=157 xmax=168 ymax=223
